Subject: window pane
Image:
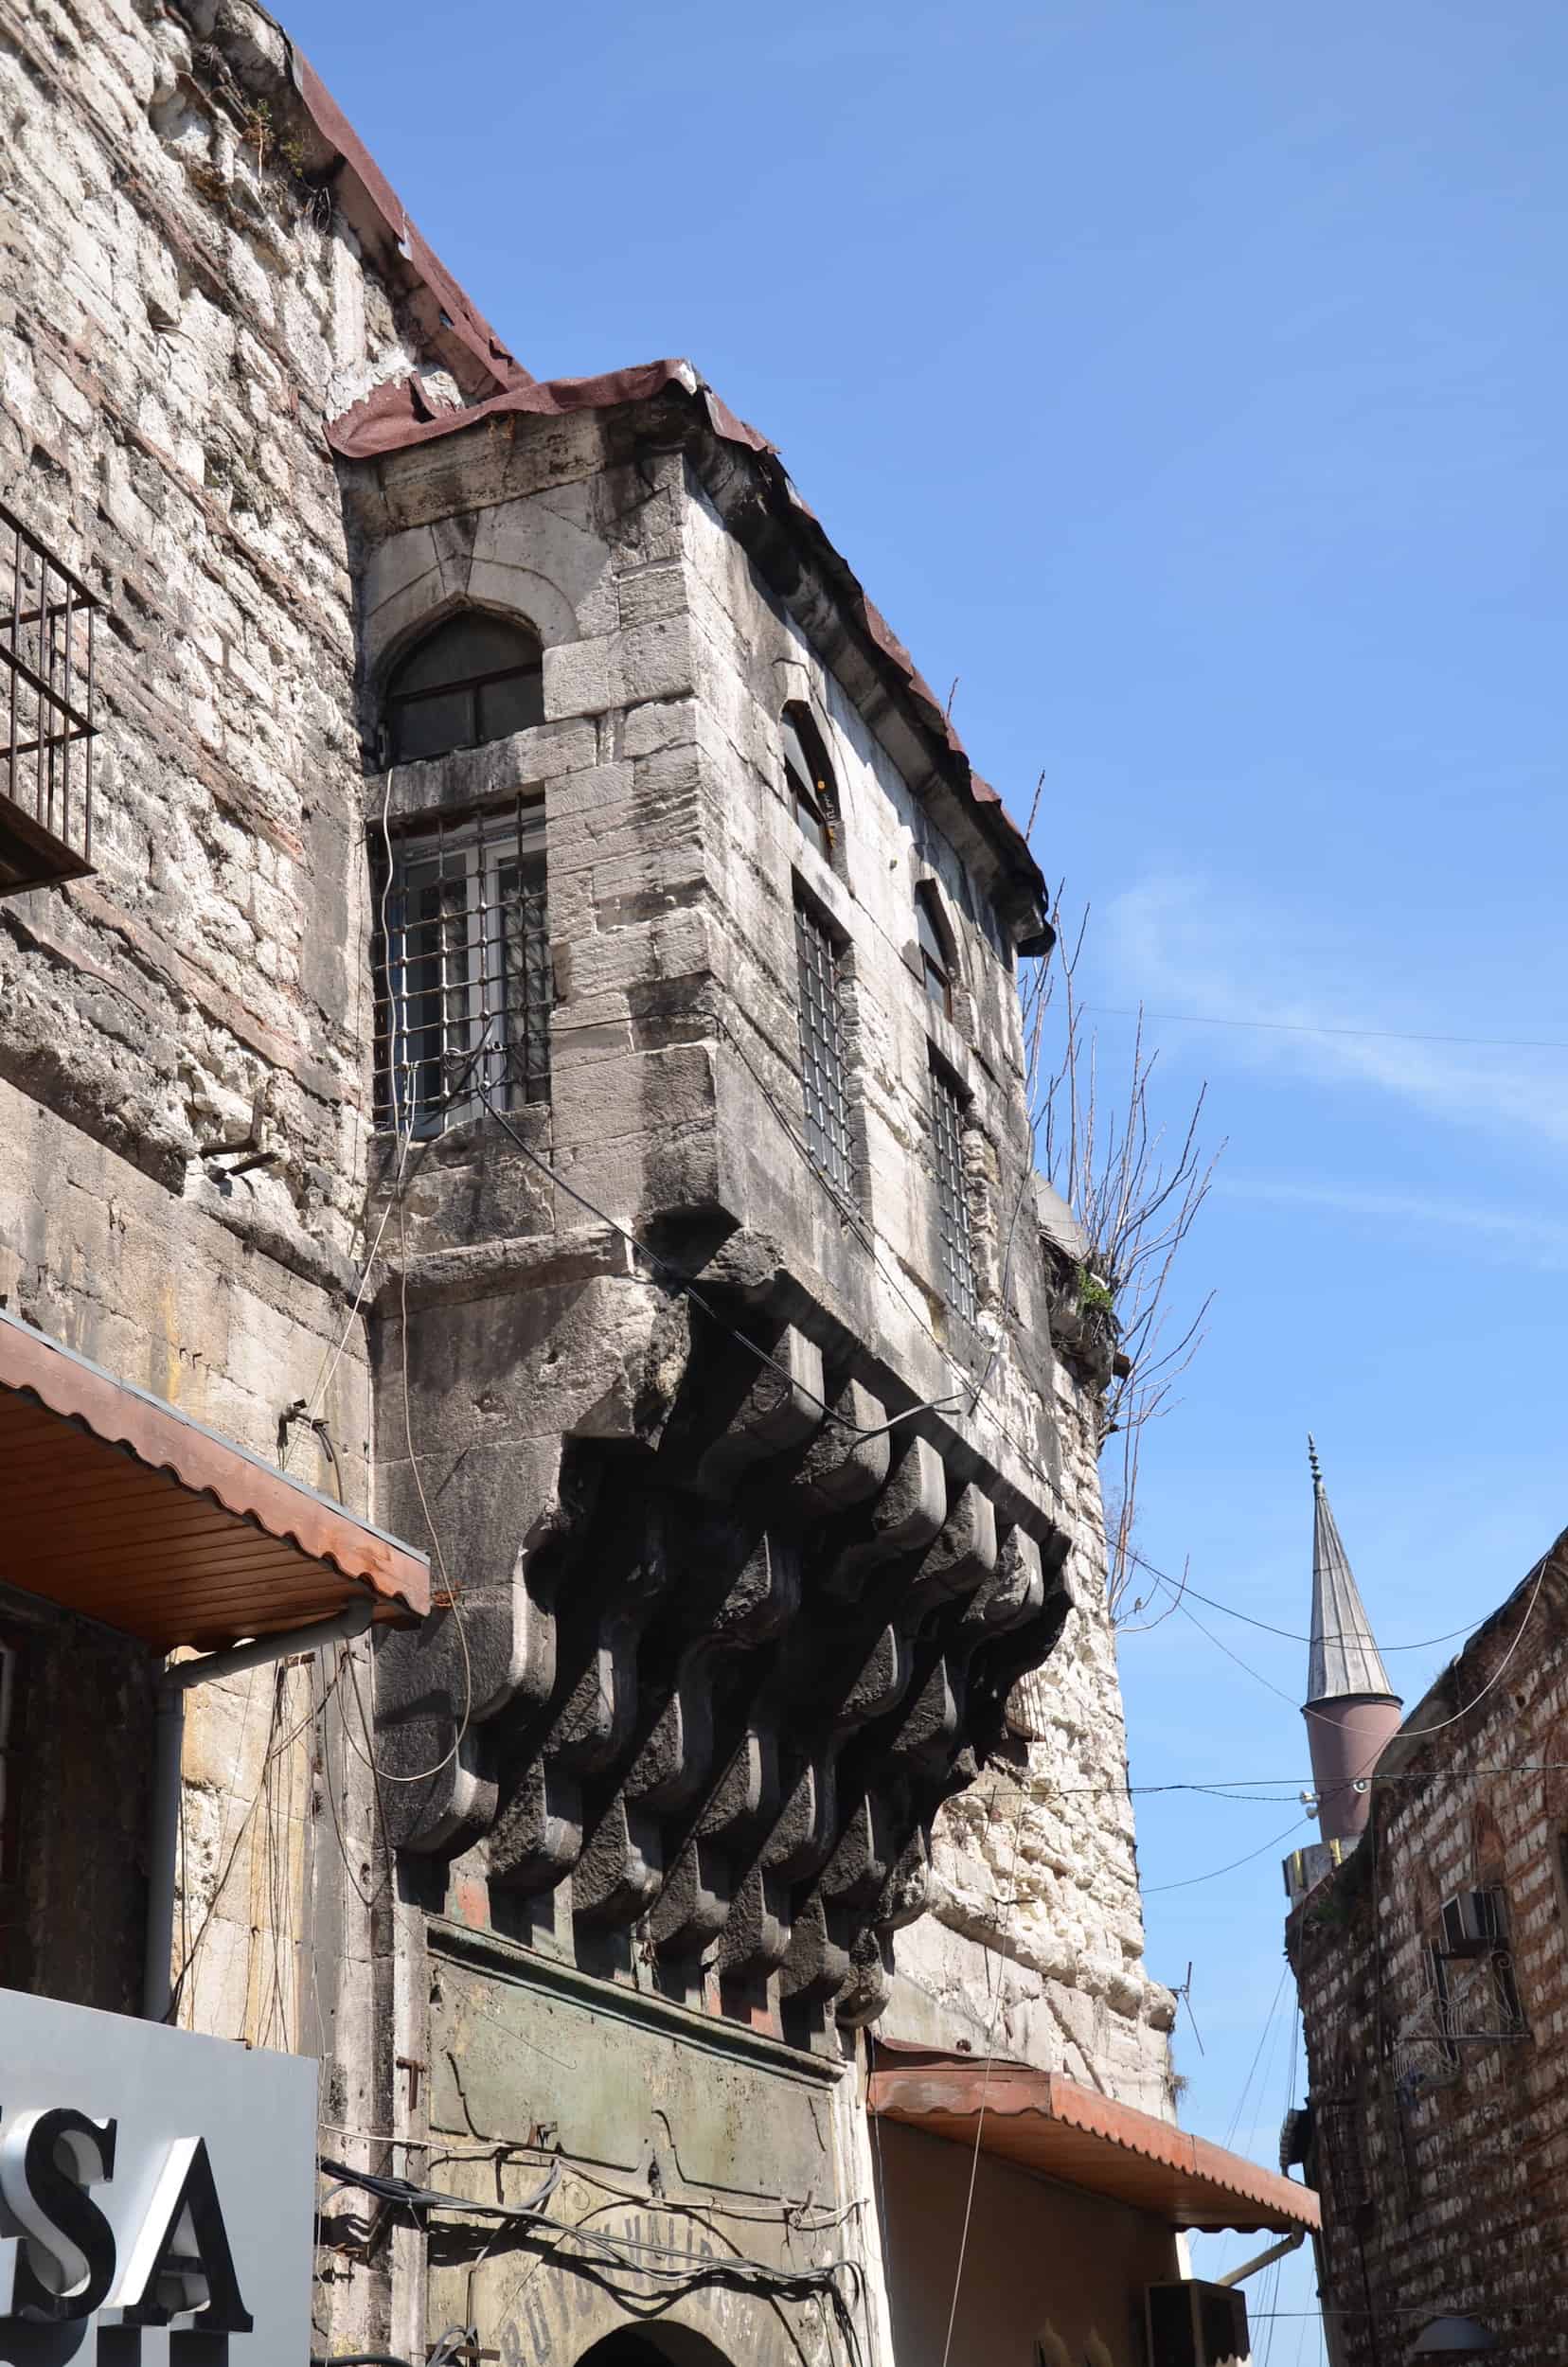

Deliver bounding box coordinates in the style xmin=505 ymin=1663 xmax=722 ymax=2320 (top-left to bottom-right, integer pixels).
xmin=916 ymin=892 xmax=947 ymax=972
xmin=392 ymin=614 xmax=541 ymax=696
xmin=930 ymin=1054 xmax=977 ymax=1322
xmin=479 ymin=667 xmax=545 ymax=739
xmin=792 ymin=786 xmax=829 ymax=859
xmin=392 ymin=687 xmax=473 ymax=762
xmin=783 ymin=711 xmax=838 ymax=856
xmin=385 ymin=856 xmax=474 ymax=1130
xmin=917 ymin=892 xmax=953 ymax=1016
xmin=491 ymin=854 xmax=551 ymax=1103
xmin=795 ymin=898 xmax=854 ymax=1199
xmin=376 ymin=801 xmax=549 ymax=1136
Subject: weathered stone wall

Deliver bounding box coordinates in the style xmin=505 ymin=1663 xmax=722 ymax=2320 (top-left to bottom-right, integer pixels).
xmin=1288 ymin=1545 xmax=1568 ymax=2365
xmin=887 ymin=1339 xmax=1177 ymax=2118
xmin=355 ymin=397 xmax=1069 ymax=2036
xmin=0 ymin=0 xmax=454 ymax=2065
xmin=341 ymin=411 xmax=1060 ymax=1516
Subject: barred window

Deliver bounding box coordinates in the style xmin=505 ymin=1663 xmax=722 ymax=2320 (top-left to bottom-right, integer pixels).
xmin=794 ymin=893 xmax=854 ymax=1198
xmin=384 ymin=612 xmax=543 ymax=765
xmin=930 ymin=1052 xmax=977 ymax=1322
xmin=373 ymin=798 xmax=549 ymax=1138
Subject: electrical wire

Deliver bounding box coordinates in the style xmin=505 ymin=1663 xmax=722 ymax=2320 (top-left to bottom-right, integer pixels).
xmin=321 ymin=781 xmax=479 ymax=1789
xmin=937 ymin=1778 xmax=1033 ymax=2367
xmin=1144 ymin=1817 xmax=1310 ymax=1895
xmin=1388 ymin=1552 xmax=1550 ymax=1741
xmin=320 ymin=2155 xmax=866 ymax=2366
xmin=1124 ymin=1547 xmax=1488 ymax=1657
xmin=1147 ymin=1561 xmax=1554 ymax=1755
xmin=472 ymin=1076 xmax=971 ymax=1449
xmin=995 ymin=1756 xmax=1568 ymax=1800
xmin=1222 ymin=1963 xmax=1292 ymax=2155
xmin=1082 ymin=1005 xmax=1568 ymax=1054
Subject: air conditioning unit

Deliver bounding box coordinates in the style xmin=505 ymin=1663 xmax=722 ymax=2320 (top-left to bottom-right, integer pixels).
xmin=1147 ymin=2279 xmax=1251 ymax=2367
xmin=1439 ymin=1890 xmax=1505 ymax=1957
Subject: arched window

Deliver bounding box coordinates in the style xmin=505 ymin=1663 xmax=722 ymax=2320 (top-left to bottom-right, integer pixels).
xmin=915 ymin=882 xmax=956 ymax=1019
xmin=384 ymin=612 xmax=543 ymax=763
xmin=781 ymin=704 xmax=838 ymax=858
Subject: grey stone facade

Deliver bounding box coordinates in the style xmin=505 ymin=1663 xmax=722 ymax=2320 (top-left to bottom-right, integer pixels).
xmin=0 ymin=1 xmax=1168 ymax=2357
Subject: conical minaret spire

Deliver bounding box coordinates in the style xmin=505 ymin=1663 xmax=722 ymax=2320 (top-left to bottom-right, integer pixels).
xmin=1307 ymin=1433 xmax=1395 ymax=1703
xmin=1301 ymin=1437 xmax=1401 ymax=1847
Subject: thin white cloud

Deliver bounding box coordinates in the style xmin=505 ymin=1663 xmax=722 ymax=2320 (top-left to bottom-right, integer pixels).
xmin=1216 ymin=1175 xmax=1568 ymax=1271
xmin=1101 ymin=876 xmax=1568 ymax=1152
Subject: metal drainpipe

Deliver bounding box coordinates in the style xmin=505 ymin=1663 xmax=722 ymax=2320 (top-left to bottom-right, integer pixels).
xmin=1217 ymin=2228 xmax=1307 ymax=2287
xmin=143 ymin=1599 xmax=376 ymax=2022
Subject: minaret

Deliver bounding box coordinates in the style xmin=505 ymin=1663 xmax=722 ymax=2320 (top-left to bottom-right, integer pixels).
xmin=1303 ymin=1436 xmax=1402 ymax=1845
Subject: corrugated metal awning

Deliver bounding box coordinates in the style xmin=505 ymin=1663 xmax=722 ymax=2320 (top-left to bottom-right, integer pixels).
xmin=0 ymin=1307 xmax=428 ymax=1651
xmin=869 ymin=2050 xmax=1320 ymax=2236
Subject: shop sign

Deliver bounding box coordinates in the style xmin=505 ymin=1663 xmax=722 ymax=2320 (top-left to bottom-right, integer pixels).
xmin=0 ymin=1990 xmax=315 ymax=2367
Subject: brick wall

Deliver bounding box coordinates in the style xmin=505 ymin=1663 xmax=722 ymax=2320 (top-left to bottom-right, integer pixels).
xmin=1289 ymin=1541 xmax=1568 ymax=2362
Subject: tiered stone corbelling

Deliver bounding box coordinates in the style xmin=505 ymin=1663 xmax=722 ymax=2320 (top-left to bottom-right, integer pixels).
xmin=376 ymin=1279 xmax=1068 ymax=2033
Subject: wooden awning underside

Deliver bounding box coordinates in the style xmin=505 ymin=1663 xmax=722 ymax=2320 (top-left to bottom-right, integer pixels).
xmin=0 ymin=1307 xmax=428 ymax=1651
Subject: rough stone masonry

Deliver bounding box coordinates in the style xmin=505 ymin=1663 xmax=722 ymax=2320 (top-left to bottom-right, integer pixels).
xmin=0 ymin=1 xmax=1173 ymax=2357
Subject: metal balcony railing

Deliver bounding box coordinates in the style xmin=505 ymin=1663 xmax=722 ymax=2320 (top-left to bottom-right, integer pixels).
xmin=0 ymin=501 xmax=99 ymax=896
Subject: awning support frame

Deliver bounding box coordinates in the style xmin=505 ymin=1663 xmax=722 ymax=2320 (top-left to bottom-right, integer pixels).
xmin=143 ymin=1600 xmax=375 ymax=2022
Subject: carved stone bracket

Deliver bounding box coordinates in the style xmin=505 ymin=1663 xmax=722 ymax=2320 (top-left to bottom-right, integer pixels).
xmin=373 ymin=1284 xmax=1071 ymax=2032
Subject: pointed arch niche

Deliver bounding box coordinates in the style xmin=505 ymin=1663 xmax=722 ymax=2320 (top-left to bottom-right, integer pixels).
xmin=383 ymin=610 xmax=543 ymax=762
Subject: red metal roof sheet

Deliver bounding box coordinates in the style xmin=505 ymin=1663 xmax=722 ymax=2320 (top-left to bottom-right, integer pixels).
xmin=0 ymin=1308 xmax=428 ymax=1651
xmin=869 ymin=2051 xmax=1321 ymax=2237
xmin=325 ymin=363 xmax=1046 ymax=927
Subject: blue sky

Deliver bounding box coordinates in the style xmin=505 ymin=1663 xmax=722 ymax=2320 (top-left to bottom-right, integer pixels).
xmin=285 ymin=2 xmax=1567 ymax=2351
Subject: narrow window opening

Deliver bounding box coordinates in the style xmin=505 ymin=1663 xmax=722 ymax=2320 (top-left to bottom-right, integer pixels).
xmin=384 ymin=612 xmax=543 ymax=765
xmin=916 ymin=884 xmax=955 ymax=1019
xmin=794 ymin=891 xmax=854 ymax=1201
xmin=372 ymin=796 xmax=549 ymax=1139
xmin=782 ymin=707 xmax=837 ymax=861
xmin=929 ymin=1051 xmax=977 ymax=1322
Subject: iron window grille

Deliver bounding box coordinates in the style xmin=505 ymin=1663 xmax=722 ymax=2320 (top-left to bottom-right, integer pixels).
xmin=373 ymin=797 xmax=549 ymax=1139
xmin=793 ymin=891 xmax=854 ymax=1200
xmin=929 ymin=1051 xmax=977 ymax=1323
xmin=1429 ymin=1935 xmax=1528 ymax=2054
xmin=782 ymin=707 xmax=837 ymax=860
xmin=383 ymin=612 xmax=543 ymax=765
xmin=0 ymin=501 xmax=99 ymax=895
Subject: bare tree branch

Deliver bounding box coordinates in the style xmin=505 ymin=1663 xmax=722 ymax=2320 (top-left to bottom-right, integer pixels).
xmin=1028 ymin=890 xmax=1222 ymax=1622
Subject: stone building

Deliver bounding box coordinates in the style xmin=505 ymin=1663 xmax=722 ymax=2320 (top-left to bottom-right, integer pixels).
xmin=1285 ymin=1463 xmax=1568 ymax=2364
xmin=1 ymin=4 xmax=1311 ymax=2362
xmin=881 ymin=1187 xmax=1179 ymax=2120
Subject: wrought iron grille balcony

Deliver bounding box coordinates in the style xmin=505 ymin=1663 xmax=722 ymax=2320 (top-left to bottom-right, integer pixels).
xmin=0 ymin=501 xmax=99 ymax=896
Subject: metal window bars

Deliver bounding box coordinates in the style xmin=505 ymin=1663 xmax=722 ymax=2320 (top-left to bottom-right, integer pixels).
xmin=1431 ymin=1944 xmax=1529 ymax=2048
xmin=930 ymin=1051 xmax=978 ymax=1324
xmin=793 ymin=893 xmax=854 ymax=1200
xmin=0 ymin=502 xmax=99 ymax=896
xmin=372 ymin=797 xmax=549 ymax=1139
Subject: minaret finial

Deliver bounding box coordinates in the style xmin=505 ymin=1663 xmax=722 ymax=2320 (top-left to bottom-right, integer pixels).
xmin=1308 ymin=1432 xmax=1322 ymax=1488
